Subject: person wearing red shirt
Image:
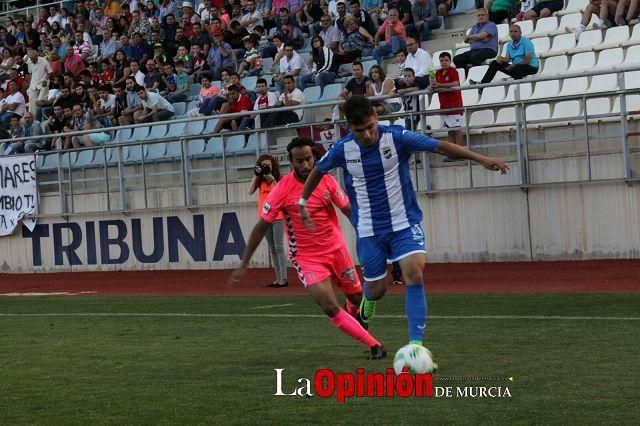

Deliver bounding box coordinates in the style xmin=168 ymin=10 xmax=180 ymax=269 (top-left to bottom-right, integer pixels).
xmin=212 ymin=84 xmax=253 ymax=133
xmin=431 ymin=51 xmax=464 ymax=161
xmin=63 ymin=44 xmax=86 ymax=77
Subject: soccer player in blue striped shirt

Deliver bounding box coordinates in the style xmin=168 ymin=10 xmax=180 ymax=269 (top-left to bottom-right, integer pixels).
xmin=298 ymin=96 xmax=509 ymax=357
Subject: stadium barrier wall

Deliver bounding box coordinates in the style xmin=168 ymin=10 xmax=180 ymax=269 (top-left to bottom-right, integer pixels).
xmin=1 ymin=159 xmax=639 ymax=272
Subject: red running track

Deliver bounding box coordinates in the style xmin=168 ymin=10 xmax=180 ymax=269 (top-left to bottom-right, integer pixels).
xmin=0 ymin=260 xmax=639 ymax=296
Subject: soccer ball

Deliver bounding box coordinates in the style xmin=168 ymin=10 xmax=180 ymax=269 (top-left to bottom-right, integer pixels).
xmin=393 ymin=344 xmax=435 ymax=374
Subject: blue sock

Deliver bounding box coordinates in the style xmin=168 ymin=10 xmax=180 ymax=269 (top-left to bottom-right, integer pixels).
xmin=405 ymin=283 xmax=427 ymax=344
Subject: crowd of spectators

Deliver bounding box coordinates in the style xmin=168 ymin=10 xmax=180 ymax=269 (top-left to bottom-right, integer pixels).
xmin=1 ymin=0 xmax=635 ymax=156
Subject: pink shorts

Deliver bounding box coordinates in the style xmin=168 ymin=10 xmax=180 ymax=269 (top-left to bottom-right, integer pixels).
xmin=290 ymin=245 xmax=362 ymax=294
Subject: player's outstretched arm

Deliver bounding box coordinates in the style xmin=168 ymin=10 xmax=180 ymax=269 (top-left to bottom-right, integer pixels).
xmin=227 ymin=219 xmax=272 ymax=287
xmin=298 ymin=167 xmax=325 ymax=232
xmin=435 ymin=140 xmax=510 ymax=174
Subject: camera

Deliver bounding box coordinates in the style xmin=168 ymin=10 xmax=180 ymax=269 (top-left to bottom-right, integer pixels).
xmin=255 ymin=164 xmax=272 ymax=177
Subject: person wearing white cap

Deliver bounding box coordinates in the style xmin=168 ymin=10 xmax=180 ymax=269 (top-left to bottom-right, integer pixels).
xmin=180 ymin=1 xmax=201 ymax=24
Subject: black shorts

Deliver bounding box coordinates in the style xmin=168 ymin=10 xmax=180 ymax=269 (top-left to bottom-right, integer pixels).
xmin=531 ymin=0 xmax=564 ymax=15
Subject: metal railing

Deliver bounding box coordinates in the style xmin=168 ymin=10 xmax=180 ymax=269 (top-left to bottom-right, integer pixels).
xmin=4 ymin=64 xmax=640 ymax=217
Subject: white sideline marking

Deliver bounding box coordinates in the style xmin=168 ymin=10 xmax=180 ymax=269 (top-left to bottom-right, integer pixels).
xmin=0 ymin=291 xmax=97 ymax=297
xmin=251 ymin=303 xmax=294 ymax=310
xmin=0 ymin=313 xmax=638 ymax=321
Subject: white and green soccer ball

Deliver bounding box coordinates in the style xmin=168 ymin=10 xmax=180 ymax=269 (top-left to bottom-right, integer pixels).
xmin=393 ymin=344 xmax=435 ymax=374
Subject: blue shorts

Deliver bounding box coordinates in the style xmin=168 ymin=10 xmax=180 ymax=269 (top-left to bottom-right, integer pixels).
xmin=356 ymin=224 xmax=427 ymax=281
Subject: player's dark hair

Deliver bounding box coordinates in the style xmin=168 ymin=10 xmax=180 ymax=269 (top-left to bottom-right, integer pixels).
xmin=344 ymin=95 xmax=374 ymax=126
xmin=439 ymin=51 xmax=451 ymax=60
xmin=287 ymin=137 xmax=315 ymax=160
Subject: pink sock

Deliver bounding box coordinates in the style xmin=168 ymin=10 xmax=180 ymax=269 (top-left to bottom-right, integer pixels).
xmin=345 ymin=298 xmax=359 ymax=317
xmin=330 ymin=309 xmax=381 ymax=348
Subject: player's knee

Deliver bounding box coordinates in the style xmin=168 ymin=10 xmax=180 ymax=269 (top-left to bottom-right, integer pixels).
xmin=322 ymin=301 xmax=341 ymax=317
xmin=405 ymin=271 xmax=424 ymax=285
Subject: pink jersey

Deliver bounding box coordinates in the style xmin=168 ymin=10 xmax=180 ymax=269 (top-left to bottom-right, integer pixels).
xmin=261 ymin=172 xmax=349 ymax=258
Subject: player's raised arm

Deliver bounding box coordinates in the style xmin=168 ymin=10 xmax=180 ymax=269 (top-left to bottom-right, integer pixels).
xmin=227 ymin=219 xmax=271 ymax=287
xmin=434 ymin=140 xmax=509 ymax=174
xmin=298 ymin=167 xmax=324 ymax=232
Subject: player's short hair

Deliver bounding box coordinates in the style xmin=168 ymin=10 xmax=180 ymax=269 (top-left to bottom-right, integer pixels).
xmin=287 ymin=137 xmax=315 ymax=159
xmin=344 ymin=96 xmax=374 ymax=126
xmin=439 ymin=51 xmax=451 ymax=60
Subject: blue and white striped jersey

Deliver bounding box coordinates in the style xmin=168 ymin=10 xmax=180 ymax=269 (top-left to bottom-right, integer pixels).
xmin=316 ymin=125 xmax=439 ymax=237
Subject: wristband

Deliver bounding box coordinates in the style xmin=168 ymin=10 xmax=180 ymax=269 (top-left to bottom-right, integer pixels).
xmin=298 ymin=198 xmax=308 ymax=207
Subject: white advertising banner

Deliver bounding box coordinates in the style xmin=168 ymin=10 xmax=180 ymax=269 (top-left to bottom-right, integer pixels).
xmin=0 ymin=155 xmax=38 ymax=236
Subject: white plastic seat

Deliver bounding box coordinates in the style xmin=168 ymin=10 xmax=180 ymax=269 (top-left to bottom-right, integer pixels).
xmin=74 ymin=150 xmax=95 ymax=168
xmin=599 ymin=26 xmax=630 ymax=50
xmin=188 ymin=139 xmax=206 ymax=156
xmin=202 ymin=118 xmax=219 ymax=134
xmin=568 ymin=51 xmax=596 ymax=71
xmin=497 ymin=23 xmax=510 ymax=42
xmin=478 ymin=86 xmax=505 ymax=105
xmin=469 ymin=109 xmax=495 ymax=128
xmin=496 ymin=107 xmax=516 ymax=124
xmin=560 ymin=0 xmax=589 ymax=15
xmin=624 ymin=70 xmax=640 ymax=89
xmin=529 ymin=17 xmax=559 ymax=38
xmin=164 ymin=141 xmax=182 ymax=159
xmin=115 ymin=128 xmax=132 ymax=142
xmin=542 ymin=33 xmax=577 ymax=57
xmin=531 ymin=37 xmax=551 ymax=57
xmin=204 ymin=137 xmax=224 ymax=156
xmin=145 ymin=142 xmax=167 ymax=161
xmin=621 ymin=23 xmax=640 ymax=47
xmin=303 ymin=86 xmax=321 ymax=103
xmin=514 ymin=20 xmax=534 ymax=38
xmin=464 ymin=65 xmax=488 ymax=85
xmin=553 ymin=13 xmax=581 ymax=35
xmin=541 ymin=55 xmax=568 ymax=75
xmin=173 ymin=102 xmax=186 ymax=117
xmin=461 ymin=88 xmax=479 ymax=106
xmin=185 ymin=119 xmax=205 ymax=136
xmin=588 ymin=73 xmax=619 ymax=93
xmin=318 ymin=83 xmax=343 ymax=102
xmin=550 ymin=100 xmax=582 ymax=123
xmin=586 ymin=97 xmax=612 ymax=117
xmin=432 ymin=50 xmax=453 ymax=70
xmin=166 ymin=122 xmax=186 ymax=138
xmin=595 ymin=48 xmax=624 ymax=69
xmin=454 ymin=46 xmax=470 ymax=57
xmin=568 ymin=30 xmax=603 ymax=54
xmin=623 ymin=45 xmax=640 ymax=65
xmin=525 ymin=103 xmax=552 ymax=124
xmin=130 ymin=126 xmax=150 ymax=142
xmin=148 ymin=123 xmax=167 ymax=139
xmin=559 ymin=77 xmax=589 ymax=96
xmin=240 ymin=76 xmax=258 ymax=91
xmin=504 ymin=82 xmax=533 ymax=101
xmin=530 ymin=80 xmax=560 ymax=99
xmin=225 ymin=135 xmax=248 ymax=155
xmin=362 ymin=60 xmax=377 ymax=75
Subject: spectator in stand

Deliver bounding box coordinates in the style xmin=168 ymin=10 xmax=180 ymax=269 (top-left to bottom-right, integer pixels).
xmin=0 ymin=80 xmax=26 ymax=128
xmin=130 ymin=10 xmax=152 ymax=41
xmin=100 ymin=60 xmax=115 ymax=86
xmin=98 ymin=28 xmax=117 ymax=62
xmin=63 ymin=103 xmax=110 ymax=149
xmin=0 ymin=50 xmax=14 ymax=82
xmin=173 ymin=26 xmax=192 ymax=54
xmin=372 ymin=8 xmax=407 ymax=64
xmin=569 ymin=0 xmax=620 ymax=38
xmin=92 ymin=85 xmax=117 ymax=127
xmin=206 ymin=30 xmax=234 ymax=80
xmin=0 ymin=26 xmax=18 ymax=53
xmin=363 ymin=0 xmax=385 ymax=29
xmin=296 ymin=0 xmax=324 ymax=34
xmin=92 ymin=7 xmax=109 ymax=43
xmin=253 ymin=78 xmax=278 ymax=127
xmin=400 ymin=36 xmax=433 ymax=89
xmin=350 ymin=0 xmax=378 ymax=37
xmin=614 ymin=0 xmax=639 ymax=26
xmin=299 ymin=36 xmax=339 ymax=93
xmin=274 ymin=42 xmax=308 ymax=92
xmin=45 ymin=104 xmax=68 ymax=149
xmin=407 ymin=0 xmax=440 ymax=42
xmin=6 ymin=116 xmax=23 ymax=147
xmin=129 ymin=32 xmax=152 ymax=64
xmin=53 ymin=85 xmax=76 ymax=111
xmin=396 ymin=67 xmax=421 ymax=128
xmin=432 ymin=52 xmax=464 ymax=160
xmin=474 ymin=24 xmax=538 ymax=93
xmin=438 ymin=0 xmax=458 ymax=17
xmin=190 ymin=44 xmax=209 ymax=81
xmin=264 ymin=75 xmax=305 ymax=127
xmin=317 ymin=15 xmax=342 ymax=51
xmin=192 ymin=22 xmax=211 ymax=54
xmin=485 ymin=0 xmax=518 ymax=24
xmin=241 ymin=0 xmax=264 ymax=32
xmin=173 ymin=45 xmax=193 ymax=74
xmin=394 ymin=48 xmax=408 ymax=78
xmin=26 ymin=49 xmax=52 ymax=119
xmin=225 ymin=20 xmax=250 ymax=55
xmin=334 ymin=61 xmax=369 ymax=120
xmin=104 ymin=0 xmax=123 ymax=19
xmin=129 ymin=60 xmax=146 ymax=86
xmin=134 ymin=85 xmax=174 ymax=123
xmin=198 ymin=76 xmax=221 ymax=115
xmin=366 ymin=65 xmax=403 ymax=115
xmin=4 ymin=112 xmax=45 ymax=154
xmin=524 ymin=0 xmax=564 ymax=22
xmin=212 ymin=84 xmax=253 ymax=132
xmin=334 ymin=1 xmax=350 ymax=33
xmin=338 ymin=16 xmax=375 ymax=62
xmin=48 ymin=5 xmax=63 ymax=27
xmin=453 ymin=8 xmax=498 ymax=73
xmin=119 ymin=78 xmax=144 ymax=126
xmin=237 ymin=35 xmax=263 ymax=77
xmin=112 ymin=51 xmax=131 ymax=86
xmin=144 ymin=59 xmax=164 ymax=92
xmin=73 ymin=83 xmax=93 ymax=110
xmin=386 ymin=0 xmax=414 ymax=25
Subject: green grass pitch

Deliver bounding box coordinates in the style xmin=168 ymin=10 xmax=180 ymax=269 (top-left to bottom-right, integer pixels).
xmin=1 ymin=294 xmax=639 ymax=424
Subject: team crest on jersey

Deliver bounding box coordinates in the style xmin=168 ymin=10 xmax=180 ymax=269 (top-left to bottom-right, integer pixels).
xmin=324 ymin=190 xmax=330 ymax=200
xmin=380 ymin=140 xmax=393 ymax=159
xmin=263 ymin=202 xmax=271 ymax=215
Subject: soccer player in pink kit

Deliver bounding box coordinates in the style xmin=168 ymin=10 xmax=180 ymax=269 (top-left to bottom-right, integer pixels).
xmin=229 ymin=137 xmax=387 ymax=360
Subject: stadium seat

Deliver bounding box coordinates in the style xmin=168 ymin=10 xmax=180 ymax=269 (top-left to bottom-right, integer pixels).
xmin=554 ymin=13 xmax=582 ymax=35
xmin=514 ymin=20 xmax=534 ymax=38
xmin=173 ymin=102 xmax=187 ymax=118
xmin=245 ymin=133 xmax=266 ymax=152
xmin=469 ymin=109 xmax=495 ymax=129
xmin=90 ymin=148 xmax=113 ymax=166
xmin=525 ymin=103 xmax=551 ymax=125
xmin=185 ymin=100 xmax=199 ymax=112
xmin=595 ymin=48 xmax=624 ymax=68
xmin=115 ymin=128 xmax=132 ymax=142
xmin=212 ymin=80 xmax=222 ymax=89
xmin=586 ymin=97 xmax=613 ymax=119
xmin=504 ymin=82 xmax=533 ymax=101
xmin=146 ymin=142 xmax=167 ymax=161
xmin=185 ymin=119 xmax=205 ymax=136
xmin=225 ymin=135 xmax=248 ymax=156
xmin=497 ymin=23 xmax=510 ymax=43
xmin=569 ymin=30 xmax=603 ymax=54
xmin=189 ymin=83 xmax=202 ymax=100
xmin=622 ymin=45 xmax=640 ymax=65
xmin=203 ymin=136 xmax=224 ymax=157
xmin=424 ymin=95 xmax=443 ymax=133
xmin=163 ymin=141 xmax=182 ymax=160
xmin=464 ymin=65 xmax=488 ymax=85
xmin=542 ymin=33 xmax=576 ymax=57
xmin=559 ymin=0 xmax=589 ymax=15
xmin=454 ymin=46 xmax=470 ymax=57
xmin=166 ymin=122 xmax=186 ymax=139
xmin=432 ymin=50 xmax=453 ymax=70
xmin=568 ymin=51 xmax=596 ymax=71
xmin=40 ymin=152 xmax=75 ymax=170
xmin=241 ymin=76 xmax=258 ymax=91
xmin=599 ymin=26 xmax=630 ymax=50
xmin=529 ymin=17 xmax=559 ymax=39
xmin=531 ymin=37 xmax=551 ymax=57
xmin=74 ymin=150 xmax=95 ymax=168
xmin=188 ymin=139 xmax=207 ymax=156
xmin=202 ymin=118 xmax=219 ymax=134
xmin=621 ymin=23 xmax=640 ymax=47
xmin=559 ymin=77 xmax=589 ymax=96
xmin=547 ymin=100 xmax=582 ymax=126
xmin=317 ymin=83 xmax=343 ymax=103
xmin=362 ymin=59 xmax=377 ymax=75
xmin=495 ymin=107 xmax=516 ymax=125
xmin=478 ymin=86 xmax=505 ymax=105
xmin=262 ymin=57 xmax=273 ymax=71
xmin=461 ymin=88 xmax=479 ymax=107
xmin=123 ymin=144 xmax=144 ymax=163
xmin=588 ymin=73 xmax=619 ymax=93
xmin=541 ymin=55 xmax=569 ymax=75
xmin=303 ymin=86 xmax=321 ymax=103
xmin=449 ymin=0 xmax=475 ymax=15
xmin=148 ymin=123 xmax=168 ymax=139
xmin=530 ymin=80 xmax=561 ymax=99
xmin=624 ymin=70 xmax=640 ymax=89
xmin=129 ymin=126 xmax=150 ymax=142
